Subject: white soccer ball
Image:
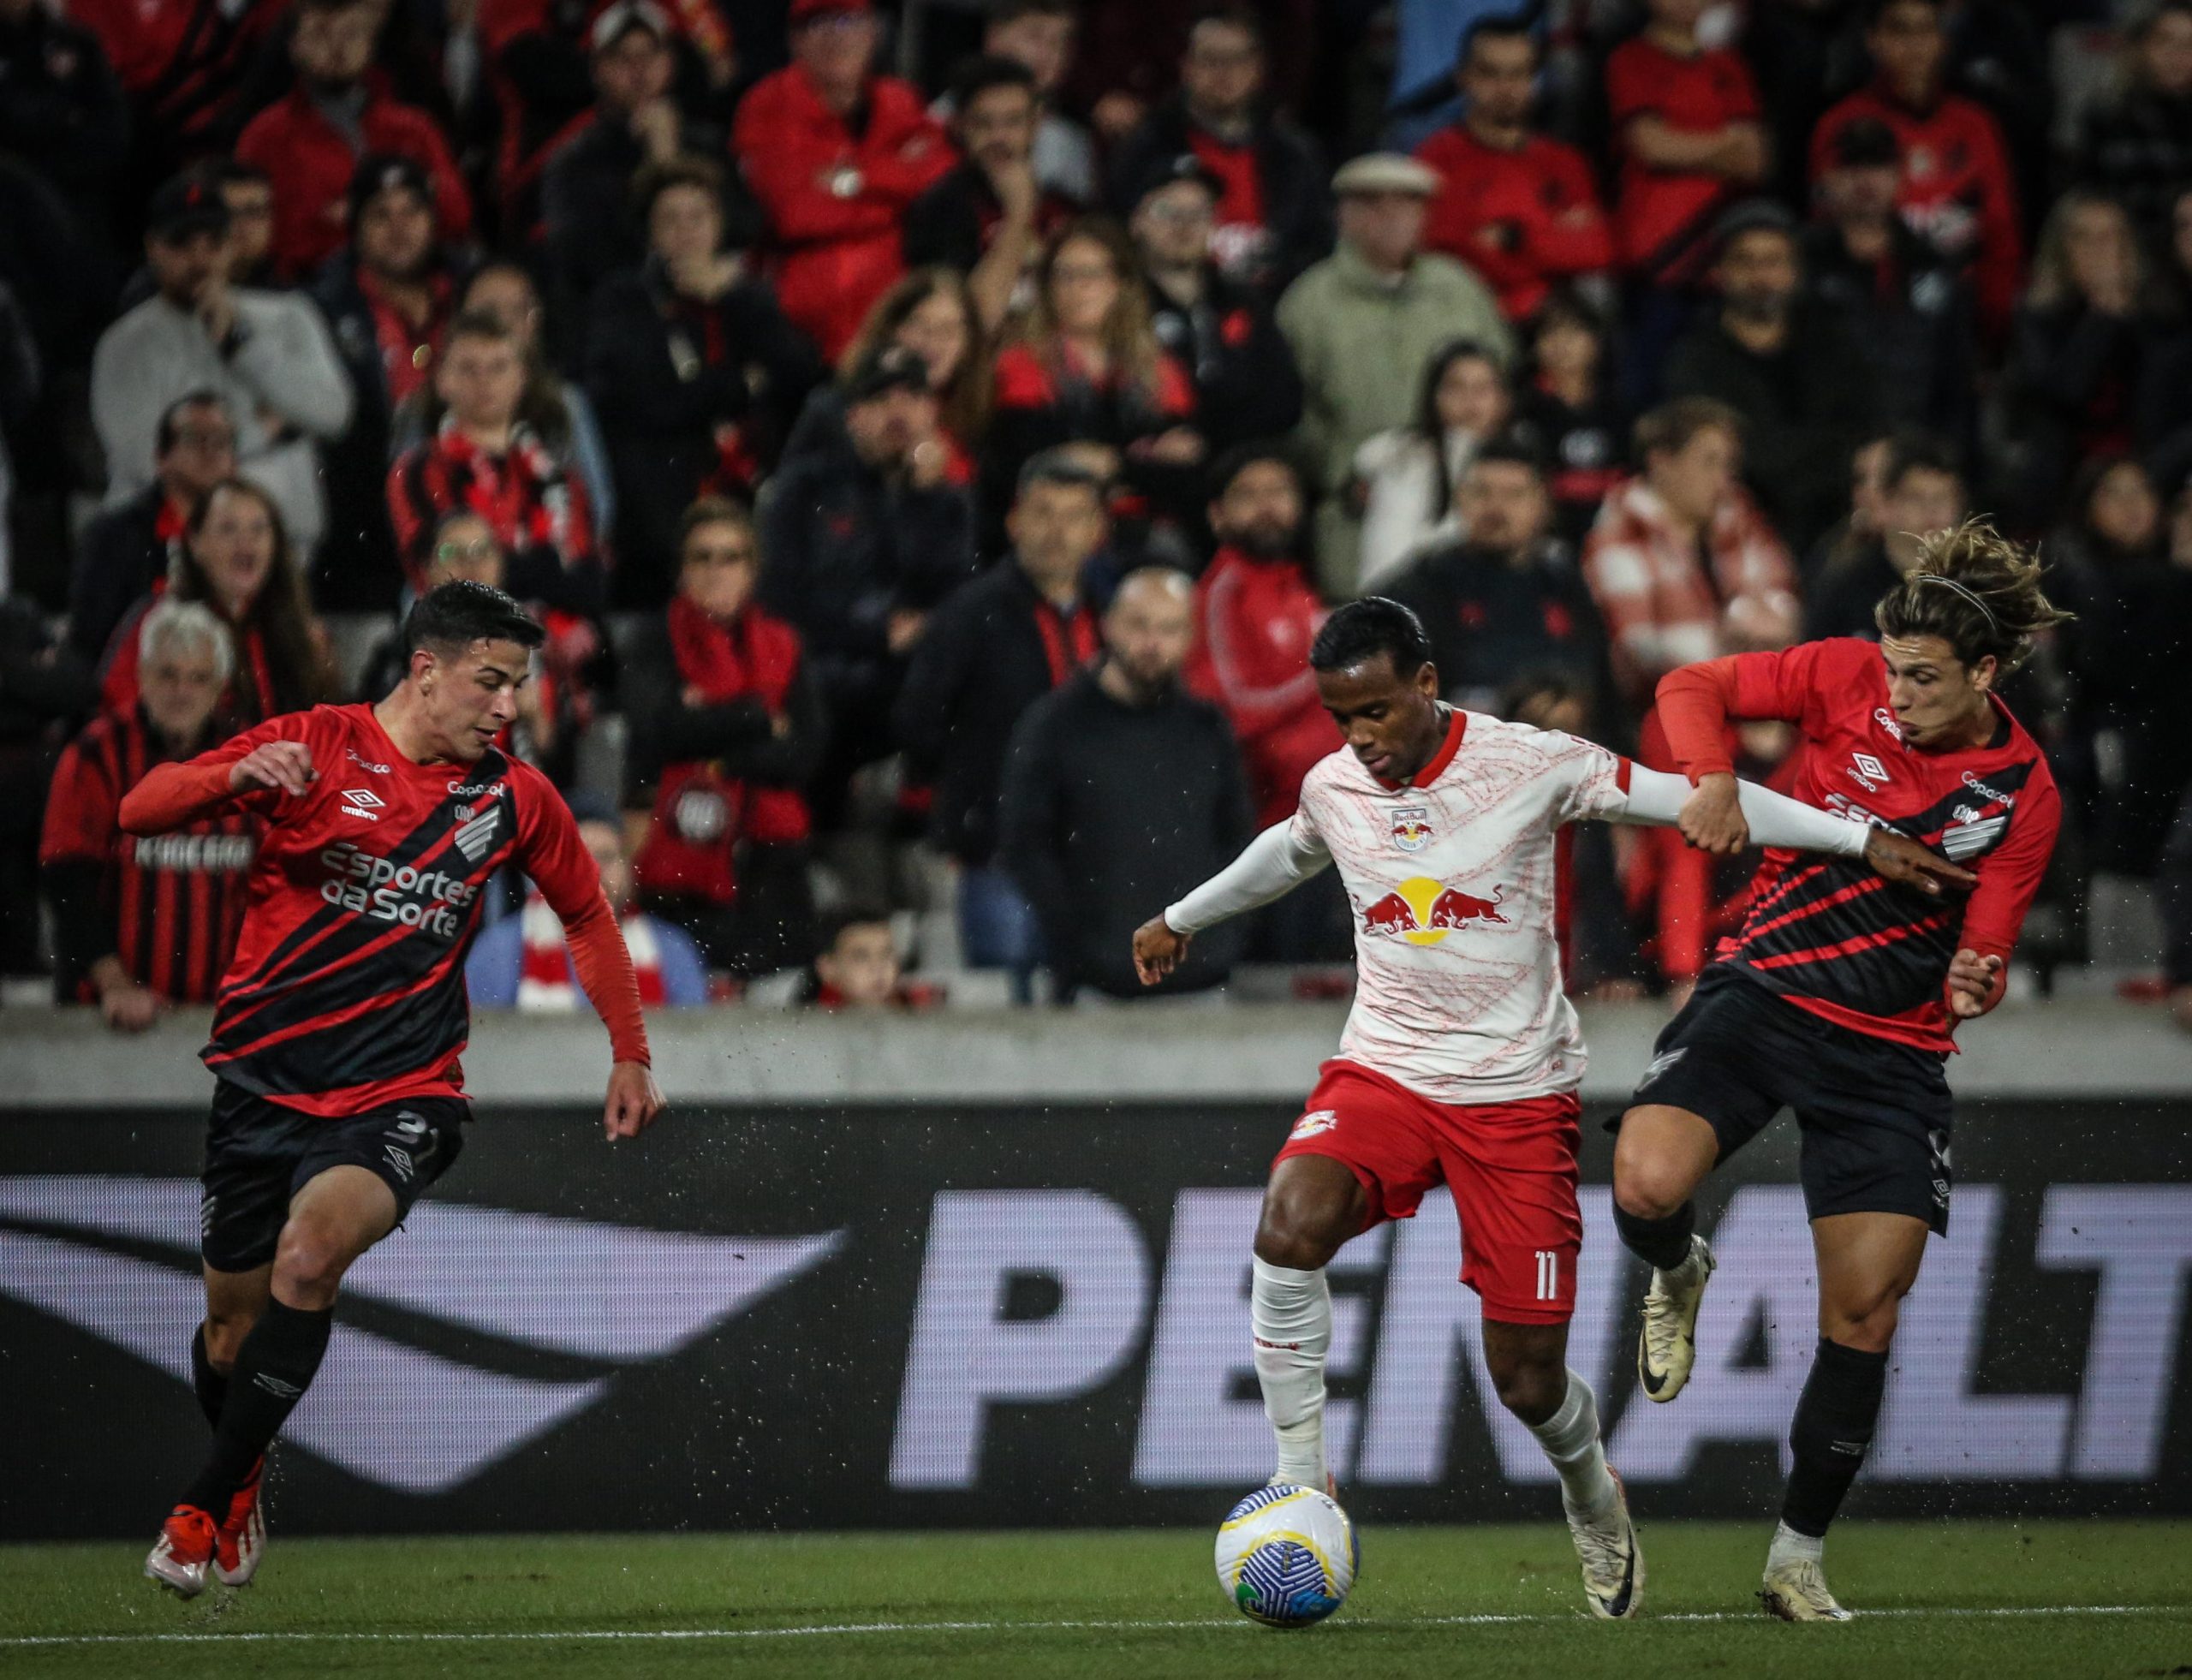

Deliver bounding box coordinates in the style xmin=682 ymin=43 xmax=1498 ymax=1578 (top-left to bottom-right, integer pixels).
xmin=1213 ymin=1483 xmax=1359 ymax=1627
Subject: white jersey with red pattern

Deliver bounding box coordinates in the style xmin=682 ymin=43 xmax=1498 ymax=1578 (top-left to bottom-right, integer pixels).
xmin=1290 ymin=708 xmax=1630 ymax=1104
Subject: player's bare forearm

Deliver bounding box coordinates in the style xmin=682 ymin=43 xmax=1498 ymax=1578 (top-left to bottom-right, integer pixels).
xmin=604 ymin=1059 xmax=664 ymax=1140
xmin=1133 ymin=914 xmax=1191 ymax=986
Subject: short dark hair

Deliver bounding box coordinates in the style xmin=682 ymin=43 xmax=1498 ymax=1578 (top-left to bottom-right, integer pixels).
xmin=1459 ymin=11 xmax=1535 ymax=66
xmin=633 ymin=152 xmax=725 ymax=222
xmin=1310 ymin=597 xmax=1433 ymax=677
xmin=206 ymin=158 xmax=271 ymax=192
xmin=1867 ymin=0 xmax=1940 ymax=27
xmin=954 ymin=52 xmax=1038 ymax=110
xmin=401 ymin=580 xmax=545 ymax=659
xmin=1468 ymin=432 xmax=1547 ymax=478
xmin=820 ymin=902 xmax=895 ymax=950
xmin=1881 ymin=430 xmax=1963 ymax=492
xmin=1016 ymin=447 xmax=1108 ymax=503
xmin=156 ymin=390 xmax=228 ymax=456
xmin=989 ymin=0 xmax=1075 ymax=23
xmin=1207 ymin=439 xmax=1302 ymax=500
xmin=445 ymin=306 xmax=517 ymax=349
xmin=1635 ymin=396 xmax=1742 ymax=460
xmin=679 ymin=494 xmax=756 ymax=550
xmin=1188 ymin=3 xmax=1263 ymax=51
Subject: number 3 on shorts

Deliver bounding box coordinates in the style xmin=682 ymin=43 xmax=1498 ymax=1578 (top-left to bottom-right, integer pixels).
xmin=1536 ymin=1248 xmax=1559 ymax=1302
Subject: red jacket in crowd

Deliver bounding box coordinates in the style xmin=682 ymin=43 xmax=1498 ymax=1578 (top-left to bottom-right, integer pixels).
xmin=72 ymin=0 xmax=281 ymax=145
xmin=732 ymin=63 xmax=955 ymax=361
xmin=1415 ymin=125 xmax=1615 ymax=319
xmin=1810 ymin=82 xmax=2022 ymax=338
xmin=1604 ymin=34 xmax=1761 ymax=278
xmin=1183 ymin=545 xmax=1337 ymax=831
xmin=235 ymin=80 xmax=474 ymax=279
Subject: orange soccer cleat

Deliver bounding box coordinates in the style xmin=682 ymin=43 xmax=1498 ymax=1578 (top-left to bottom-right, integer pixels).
xmin=144 ymin=1504 xmax=219 ymax=1598
xmin=213 ymin=1457 xmax=266 ymax=1588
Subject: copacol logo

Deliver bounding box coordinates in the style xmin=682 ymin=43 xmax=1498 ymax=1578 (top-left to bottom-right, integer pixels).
xmin=886 ymin=1184 xmax=2192 ymax=1493
xmin=0 ymin=1177 xmax=842 ymax=1494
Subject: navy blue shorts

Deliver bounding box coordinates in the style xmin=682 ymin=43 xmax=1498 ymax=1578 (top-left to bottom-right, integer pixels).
xmin=200 ymin=1081 xmax=468 ymax=1273
xmin=1619 ymin=966 xmax=1954 ymax=1235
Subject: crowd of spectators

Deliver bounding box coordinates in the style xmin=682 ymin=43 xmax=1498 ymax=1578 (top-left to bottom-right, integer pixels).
xmin=4 ymin=0 xmax=2191 ymax=1021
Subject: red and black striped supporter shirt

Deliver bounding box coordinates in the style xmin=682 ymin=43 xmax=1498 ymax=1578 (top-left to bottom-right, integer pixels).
xmin=1657 ymin=638 xmax=2060 ymax=1053
xmin=118 ymin=703 xmax=648 ymax=1117
xmin=39 ymin=706 xmax=256 ymax=1004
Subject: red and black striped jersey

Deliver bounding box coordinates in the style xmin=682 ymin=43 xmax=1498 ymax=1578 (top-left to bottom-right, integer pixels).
xmin=128 ymin=703 xmax=629 ymax=1117
xmin=1658 ymin=638 xmax=2061 ymax=1053
xmin=39 ymin=706 xmax=257 ymax=1003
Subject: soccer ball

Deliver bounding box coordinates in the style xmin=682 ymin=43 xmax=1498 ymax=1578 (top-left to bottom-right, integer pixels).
xmin=1214 ymin=1483 xmax=1359 ymax=1628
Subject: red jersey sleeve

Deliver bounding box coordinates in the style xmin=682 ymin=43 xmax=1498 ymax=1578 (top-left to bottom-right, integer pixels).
xmin=117 ymin=711 xmax=323 ymax=834
xmin=1955 ymin=768 xmax=2060 ymax=1005
xmin=1654 ymin=639 xmax=1874 ymax=779
xmin=39 ymin=733 xmax=119 ymax=864
xmin=515 ymin=769 xmax=651 ymax=1064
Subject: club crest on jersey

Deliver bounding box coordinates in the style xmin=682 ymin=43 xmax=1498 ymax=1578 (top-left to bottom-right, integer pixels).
xmin=1391 ymin=807 xmax=1433 ymax=852
xmin=1360 ymin=876 xmax=1508 ymax=944
xmin=1846 ymin=753 xmax=1889 ymax=792
xmin=452 ymin=804 xmax=503 ymax=862
xmin=340 ymin=787 xmax=384 ymax=820
xmin=1290 ymin=1109 xmax=1338 ymax=1140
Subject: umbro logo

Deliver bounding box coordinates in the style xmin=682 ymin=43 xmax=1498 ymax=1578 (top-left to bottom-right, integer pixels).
xmin=1847 ymin=754 xmax=1889 ymax=793
xmin=1641 ymin=1047 xmax=1687 ymax=1086
xmin=0 ymin=1177 xmax=843 ymax=1494
xmin=341 ymin=788 xmax=385 ymax=820
xmin=253 ymin=1373 xmax=302 ymax=1398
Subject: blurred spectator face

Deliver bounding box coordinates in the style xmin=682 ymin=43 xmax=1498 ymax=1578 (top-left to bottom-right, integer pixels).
xmin=1647 ymin=424 xmax=1738 ymax=527
xmin=1339 ymin=190 xmax=1427 ymax=273
xmin=1715 ymin=228 xmax=1800 ymax=323
xmin=1048 ymin=234 xmax=1123 ymax=337
xmin=817 ymin=920 xmax=901 ymax=1005
xmin=962 ymin=81 xmax=1039 ymax=173
xmin=649 ymin=182 xmax=724 ymax=269
xmin=220 ymin=176 xmax=276 ymax=275
xmin=1131 ymin=180 xmax=1217 ymax=272
xmin=1821 ymin=156 xmax=1900 ymax=226
xmin=845 ymin=384 xmax=935 ymax=467
xmin=1210 ymin=458 xmax=1304 ymax=557
xmin=438 ymin=331 xmax=524 ymax=432
xmin=1532 ymin=307 xmax=1601 ymax=384
xmin=579 ymin=819 xmax=636 ymax=914
xmin=1103 ymin=570 xmax=1195 ymax=690
xmin=2064 ymin=199 xmax=2139 ymax=305
xmin=987 ymin=8 xmax=1074 ymax=94
xmin=2142 ymin=8 xmax=2192 ymax=96
xmin=2088 ymin=459 xmax=2161 ymax=552
xmin=1008 ymin=477 xmax=1108 ymax=590
xmin=157 ymin=402 xmax=237 ymax=502
xmin=140 ymin=633 xmax=225 ymax=744
xmin=192 ymin=486 xmax=277 ymax=616
xmin=293 ymin=0 xmax=376 ymax=92
xmin=1182 ymin=17 xmax=1262 ymax=124
xmin=464 ymin=266 xmax=546 ymax=354
xmin=594 ymin=26 xmax=672 ymax=114
xmin=430 ymin=514 xmax=507 ymax=588
xmin=1881 ymin=464 xmax=1964 ymax=549
xmin=147 ymin=228 xmax=226 ymax=309
xmin=1868 ymin=0 xmax=1946 ymax=101
xmin=1508 ymin=679 xmax=1587 ymax=736
xmin=1849 ymin=435 xmax=1892 ymax=535
xmin=1459 ymin=30 xmax=1536 ymax=129
xmin=896 ymin=287 xmax=971 ymax=391
xmin=356 ymin=184 xmax=436 ymax=282
xmin=793 ymin=9 xmax=879 ymax=104
xmin=680 ymin=516 xmax=759 ymax=620
xmin=1457 ymin=458 xmax=1549 ymax=553
xmin=1645 ymin=0 xmax=1709 ymax=32
xmin=1434 ymin=352 xmax=1509 ymax=438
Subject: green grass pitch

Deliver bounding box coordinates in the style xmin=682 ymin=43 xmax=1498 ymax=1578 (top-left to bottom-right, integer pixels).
xmin=3 ymin=1521 xmax=2188 ymax=1679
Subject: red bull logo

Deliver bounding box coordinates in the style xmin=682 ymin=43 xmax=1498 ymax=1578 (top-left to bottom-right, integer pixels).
xmin=1359 ymin=877 xmax=1509 ymax=946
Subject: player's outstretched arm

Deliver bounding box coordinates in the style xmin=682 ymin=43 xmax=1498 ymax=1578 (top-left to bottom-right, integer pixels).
xmin=1134 ymin=820 xmax=1331 ymax=986
xmin=117 ymin=739 xmax=317 ymax=835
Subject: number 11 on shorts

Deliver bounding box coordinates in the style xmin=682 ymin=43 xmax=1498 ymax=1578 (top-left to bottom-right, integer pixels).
xmin=1536 ymin=1249 xmax=1559 ymax=1302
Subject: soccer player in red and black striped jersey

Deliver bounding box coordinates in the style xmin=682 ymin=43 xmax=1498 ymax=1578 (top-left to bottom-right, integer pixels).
xmin=124 ymin=581 xmax=664 ymax=1598
xmin=41 ymin=601 xmax=255 ymax=1028
xmin=1608 ymin=522 xmax=2067 ymax=1621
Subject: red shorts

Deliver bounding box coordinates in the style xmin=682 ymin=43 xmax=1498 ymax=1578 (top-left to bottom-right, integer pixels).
xmin=1274 ymin=1059 xmax=1583 ymax=1325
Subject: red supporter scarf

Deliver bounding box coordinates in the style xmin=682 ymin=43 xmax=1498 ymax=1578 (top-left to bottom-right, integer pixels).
xmin=436 ymin=420 xmax=564 ymax=551
xmin=358 ymin=269 xmax=452 ymax=410
xmin=516 ymin=892 xmax=667 ymax=1010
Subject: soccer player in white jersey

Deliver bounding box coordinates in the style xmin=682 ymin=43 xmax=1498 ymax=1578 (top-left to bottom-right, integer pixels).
xmin=1132 ymin=599 xmax=1971 ymax=1619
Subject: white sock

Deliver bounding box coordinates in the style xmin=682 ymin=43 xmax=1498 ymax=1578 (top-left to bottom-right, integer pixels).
xmin=1529 ymin=1370 xmax=1618 ymax=1519
xmin=1251 ymin=1258 xmax=1331 ymax=1488
xmin=1768 ymin=1521 xmax=1825 ymax=1570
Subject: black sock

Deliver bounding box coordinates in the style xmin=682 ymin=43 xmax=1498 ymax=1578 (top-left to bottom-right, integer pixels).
xmin=1781 ymin=1337 xmax=1890 ymax=1538
xmin=178 ymin=1302 xmax=331 ymax=1516
xmin=1613 ymin=1200 xmax=1696 ymax=1272
xmin=189 ymin=1323 xmax=229 ymax=1430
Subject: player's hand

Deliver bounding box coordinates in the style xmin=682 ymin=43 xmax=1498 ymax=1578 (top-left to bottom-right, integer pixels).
xmin=1863 ymin=830 xmax=1978 ymax=899
xmin=1946 ymin=948 xmax=2004 ymax=1018
xmin=604 ymin=1060 xmax=664 ymax=1141
xmin=1132 ymin=914 xmax=1190 ymax=986
xmin=229 ymin=740 xmax=316 ymax=797
xmin=1677 ymin=772 xmax=1749 ymax=855
xmin=98 ymin=977 xmax=164 ymax=1033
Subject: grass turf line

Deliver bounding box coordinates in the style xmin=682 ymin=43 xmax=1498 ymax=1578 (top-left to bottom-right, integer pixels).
xmin=2 ymin=1520 xmax=2188 ymax=1679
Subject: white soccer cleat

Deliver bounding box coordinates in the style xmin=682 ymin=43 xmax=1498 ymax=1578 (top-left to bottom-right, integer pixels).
xmin=1760 ymin=1556 xmax=1854 ymax=1621
xmin=145 ymin=1505 xmax=217 ymax=1598
xmin=1566 ymin=1469 xmax=1643 ymax=1619
xmin=1637 ymin=1235 xmax=1715 ymax=1403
